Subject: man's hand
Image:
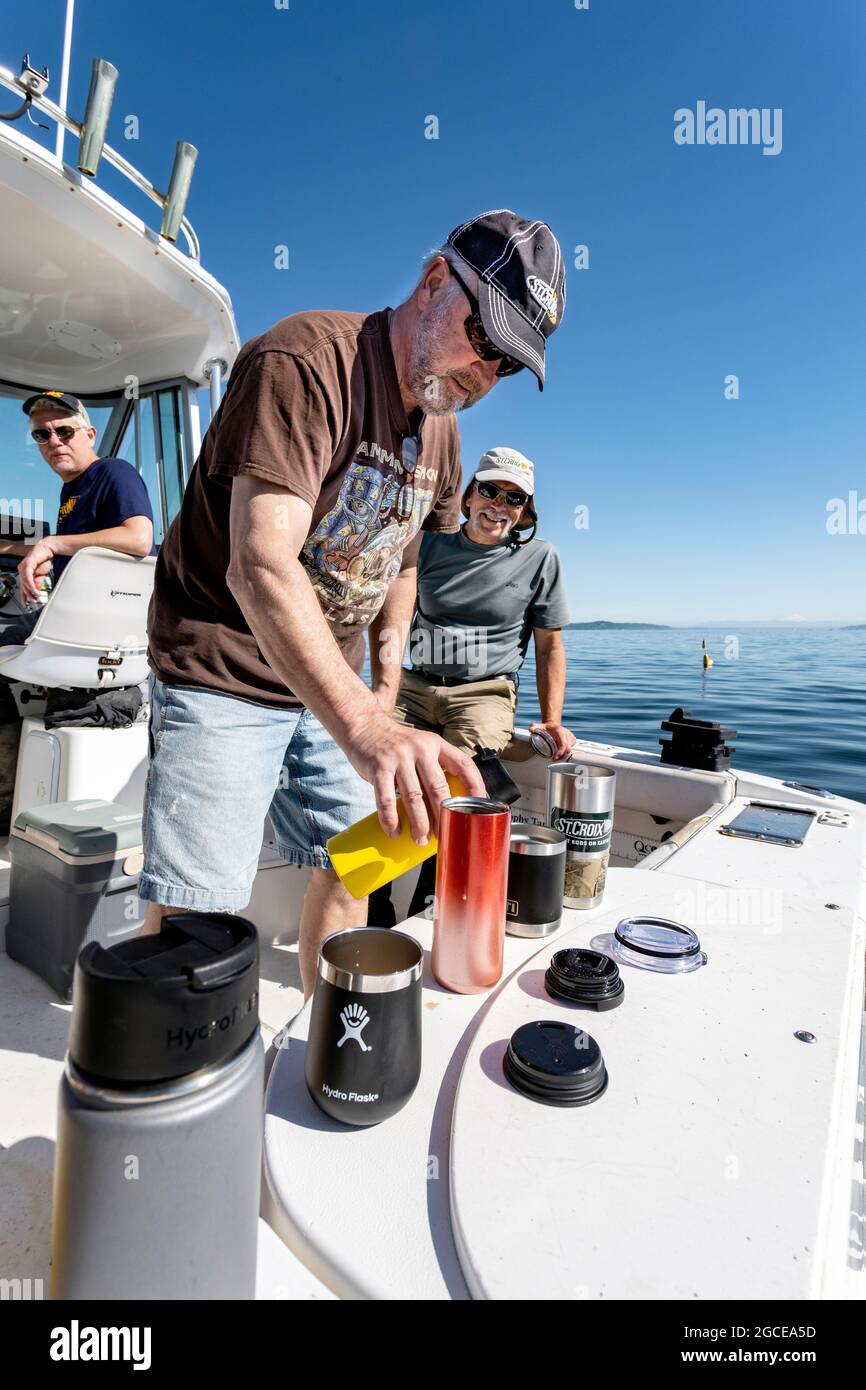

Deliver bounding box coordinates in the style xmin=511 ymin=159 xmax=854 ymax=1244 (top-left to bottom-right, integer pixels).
xmin=529 ymin=720 xmax=576 ymax=759
xmin=17 ymin=539 xmax=56 ymax=604
xmin=344 ymin=713 xmax=482 ymax=844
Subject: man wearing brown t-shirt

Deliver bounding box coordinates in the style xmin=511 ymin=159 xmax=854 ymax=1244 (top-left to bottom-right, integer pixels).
xmin=140 ymin=210 xmax=566 ymax=995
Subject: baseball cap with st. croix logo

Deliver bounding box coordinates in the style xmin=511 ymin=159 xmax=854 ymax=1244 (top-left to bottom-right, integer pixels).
xmin=445 ymin=209 xmax=566 ymax=390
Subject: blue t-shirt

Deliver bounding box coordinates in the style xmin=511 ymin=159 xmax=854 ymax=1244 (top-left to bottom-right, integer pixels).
xmin=54 ymin=457 xmax=156 ymax=581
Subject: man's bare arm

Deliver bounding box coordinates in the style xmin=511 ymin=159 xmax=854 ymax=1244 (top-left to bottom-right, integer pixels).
xmin=225 ymin=477 xmax=483 ymax=842
xmin=533 ymin=627 xmax=566 ymax=723
xmin=531 ymin=627 xmax=575 ymax=758
xmin=17 ymin=517 xmax=154 ymax=602
xmin=49 ymin=516 xmax=153 ymax=561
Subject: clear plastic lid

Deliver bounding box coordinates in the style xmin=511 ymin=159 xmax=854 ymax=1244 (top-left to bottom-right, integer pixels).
xmin=591 ymin=916 xmax=707 ymax=974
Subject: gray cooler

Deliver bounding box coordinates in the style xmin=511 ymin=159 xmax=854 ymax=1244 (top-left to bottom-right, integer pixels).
xmin=7 ymin=798 xmax=146 ymax=1000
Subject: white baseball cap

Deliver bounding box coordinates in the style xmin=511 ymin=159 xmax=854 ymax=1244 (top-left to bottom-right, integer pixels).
xmin=473 ymin=446 xmax=535 ymax=496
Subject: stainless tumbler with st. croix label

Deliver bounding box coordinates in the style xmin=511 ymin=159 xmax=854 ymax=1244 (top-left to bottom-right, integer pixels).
xmin=546 ymin=763 xmax=616 ymax=909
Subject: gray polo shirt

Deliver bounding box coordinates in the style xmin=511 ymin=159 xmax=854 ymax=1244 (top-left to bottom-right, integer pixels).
xmin=406 ymin=526 xmax=570 ymax=681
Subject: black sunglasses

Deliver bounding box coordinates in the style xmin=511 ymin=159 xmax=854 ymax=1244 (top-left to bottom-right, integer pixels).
xmin=475 ymin=479 xmax=528 ymax=508
xmin=448 ymin=265 xmax=524 ymax=378
xmin=31 ymin=424 xmax=83 ymax=444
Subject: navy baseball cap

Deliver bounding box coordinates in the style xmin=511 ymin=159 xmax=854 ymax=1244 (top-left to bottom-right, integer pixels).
xmin=22 ymin=390 xmax=90 ymax=423
xmin=446 ymin=210 xmax=566 ymax=390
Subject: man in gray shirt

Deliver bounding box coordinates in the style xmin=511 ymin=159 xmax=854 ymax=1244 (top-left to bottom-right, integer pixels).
xmin=387 ymin=446 xmax=575 ymax=758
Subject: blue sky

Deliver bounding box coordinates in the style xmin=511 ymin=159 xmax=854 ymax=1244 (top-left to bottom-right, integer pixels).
xmin=2 ymin=0 xmax=864 ymax=623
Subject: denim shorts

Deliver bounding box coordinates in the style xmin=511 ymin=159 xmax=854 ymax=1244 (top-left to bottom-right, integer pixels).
xmin=138 ymin=676 xmax=376 ymax=911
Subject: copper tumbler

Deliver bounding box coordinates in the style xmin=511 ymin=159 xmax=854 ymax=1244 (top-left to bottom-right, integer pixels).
xmin=432 ymin=796 xmax=511 ymax=993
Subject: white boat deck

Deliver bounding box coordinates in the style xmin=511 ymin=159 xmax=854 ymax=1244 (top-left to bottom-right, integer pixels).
xmin=263 ymin=861 xmax=866 ymax=1301
xmin=450 ymin=876 xmax=864 ymax=1301
xmin=2 ymin=762 xmax=864 ymax=1300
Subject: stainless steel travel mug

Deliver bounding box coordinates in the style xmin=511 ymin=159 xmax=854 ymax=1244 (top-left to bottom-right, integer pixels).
xmin=432 ymin=796 xmax=511 ymax=993
xmin=305 ymin=927 xmax=423 ymax=1126
xmin=51 ymin=914 xmax=263 ymax=1300
xmin=546 ymin=763 xmax=616 ymax=909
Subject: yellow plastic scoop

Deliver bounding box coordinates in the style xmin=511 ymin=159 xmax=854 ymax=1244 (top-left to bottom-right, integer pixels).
xmin=327 ymin=773 xmax=466 ymax=900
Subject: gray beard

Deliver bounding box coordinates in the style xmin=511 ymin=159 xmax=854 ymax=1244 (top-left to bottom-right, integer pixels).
xmin=405 ymin=284 xmax=469 ymax=415
xmin=411 ymin=374 xmax=467 ymax=415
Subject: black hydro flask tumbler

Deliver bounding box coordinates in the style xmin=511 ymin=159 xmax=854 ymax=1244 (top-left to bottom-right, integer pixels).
xmin=304 ymin=927 xmax=423 ymax=1126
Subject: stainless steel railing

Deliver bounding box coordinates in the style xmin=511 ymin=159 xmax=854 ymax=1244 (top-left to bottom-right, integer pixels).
xmin=0 ymin=61 xmax=200 ymax=260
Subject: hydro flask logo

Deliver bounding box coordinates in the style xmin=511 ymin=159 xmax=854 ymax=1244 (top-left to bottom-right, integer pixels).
xmin=165 ymin=992 xmax=258 ymax=1051
xmin=337 ymin=1003 xmax=371 ymax=1051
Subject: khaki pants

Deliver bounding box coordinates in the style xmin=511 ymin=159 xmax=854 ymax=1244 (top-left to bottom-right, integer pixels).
xmin=391 ymin=669 xmax=517 ymax=753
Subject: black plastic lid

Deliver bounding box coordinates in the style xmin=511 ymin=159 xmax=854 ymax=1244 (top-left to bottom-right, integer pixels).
xmin=503 ymin=1020 xmax=608 ymax=1106
xmin=68 ymin=914 xmax=260 ymax=1085
xmin=545 ymin=948 xmax=624 ymax=1010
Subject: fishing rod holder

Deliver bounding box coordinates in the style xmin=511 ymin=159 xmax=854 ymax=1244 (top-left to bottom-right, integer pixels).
xmin=659 ymin=706 xmax=736 ymax=772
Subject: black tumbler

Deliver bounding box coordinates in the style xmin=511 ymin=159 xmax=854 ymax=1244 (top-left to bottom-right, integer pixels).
xmin=304 ymin=927 xmax=423 ymax=1126
xmin=505 ymin=826 xmax=568 ymax=937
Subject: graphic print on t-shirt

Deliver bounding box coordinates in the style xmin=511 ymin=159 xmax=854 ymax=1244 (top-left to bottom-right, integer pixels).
xmin=302 ymin=453 xmax=435 ymax=629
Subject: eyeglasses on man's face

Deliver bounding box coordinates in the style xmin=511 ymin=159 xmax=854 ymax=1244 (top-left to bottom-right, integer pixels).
xmin=30 ymin=424 xmax=84 ymax=444
xmin=447 ymin=265 xmax=524 ymax=378
xmin=475 ymin=479 xmax=528 ymax=508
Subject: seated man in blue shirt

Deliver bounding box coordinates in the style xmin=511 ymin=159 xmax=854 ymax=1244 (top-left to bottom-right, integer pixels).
xmin=0 ymin=391 xmax=156 ymax=818
xmin=5 ymin=391 xmax=156 ymax=614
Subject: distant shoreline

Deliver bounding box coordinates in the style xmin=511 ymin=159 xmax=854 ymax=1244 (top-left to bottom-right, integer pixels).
xmin=563 ymin=621 xmax=865 ymax=631
xmin=564 ymin=621 xmax=671 ymax=631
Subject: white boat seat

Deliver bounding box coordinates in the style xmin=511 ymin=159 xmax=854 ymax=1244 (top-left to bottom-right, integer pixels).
xmin=0 ymin=547 xmax=155 ymax=690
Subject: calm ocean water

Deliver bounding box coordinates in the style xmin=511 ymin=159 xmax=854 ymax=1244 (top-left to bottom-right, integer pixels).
xmin=514 ymin=627 xmax=866 ymax=805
